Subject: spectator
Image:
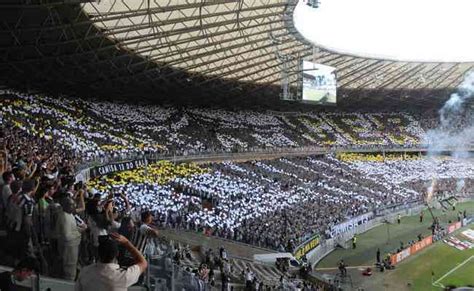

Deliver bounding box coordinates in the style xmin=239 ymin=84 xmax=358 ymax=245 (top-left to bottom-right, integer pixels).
xmin=244 ymin=266 xmax=254 ymax=290
xmin=338 ymin=260 xmax=347 ymax=277
xmin=55 ymin=197 xmax=85 ymax=280
xmin=17 ymin=179 xmax=37 ymax=259
xmin=219 ymin=246 xmax=228 ymax=261
xmin=75 ymin=233 xmax=147 ymax=291
xmin=132 ymin=211 xmax=159 ymax=256
xmin=86 ymin=196 xmax=112 ymax=261
xmin=1 ymin=171 xmax=14 ymax=223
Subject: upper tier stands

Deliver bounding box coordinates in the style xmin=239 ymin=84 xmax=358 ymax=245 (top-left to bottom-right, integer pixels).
xmin=1 ymin=90 xmax=429 ymax=165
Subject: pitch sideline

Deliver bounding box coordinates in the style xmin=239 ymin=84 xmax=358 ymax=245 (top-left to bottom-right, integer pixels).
xmin=432 ymin=255 xmax=474 ymax=289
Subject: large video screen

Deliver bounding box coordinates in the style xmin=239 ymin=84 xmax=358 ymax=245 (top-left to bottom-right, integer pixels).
xmin=302 ymin=61 xmax=337 ymax=105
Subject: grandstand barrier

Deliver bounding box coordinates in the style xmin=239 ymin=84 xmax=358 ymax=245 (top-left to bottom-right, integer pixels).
xmin=293 ymin=234 xmax=321 ymax=261
xmin=74 ymin=144 xmax=474 ymax=178
xmin=374 ymin=200 xmax=422 ymax=217
xmin=390 ymin=235 xmax=433 ymax=265
xmin=448 ymin=221 xmax=462 ymax=234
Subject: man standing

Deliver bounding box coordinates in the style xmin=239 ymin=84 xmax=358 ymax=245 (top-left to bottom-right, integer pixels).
xmin=397 ymin=214 xmax=401 ymax=224
xmin=56 ymin=197 xmax=85 ymax=280
xmin=75 ymin=233 xmax=147 ymax=291
xmin=133 ymin=211 xmax=159 ymax=256
xmin=1 ymin=172 xmax=14 ymax=222
xmin=219 ymin=246 xmax=228 ymax=261
xmin=352 ymin=235 xmax=357 ymax=249
xmin=420 ymin=211 xmax=423 ymax=223
xmin=17 ymin=179 xmax=37 ymax=259
xmin=376 ymin=248 xmax=381 ymax=264
xmin=338 ymin=260 xmax=347 ymax=277
xmin=1 ymin=172 xmax=15 ymax=207
xmin=244 ymin=266 xmax=254 ymax=291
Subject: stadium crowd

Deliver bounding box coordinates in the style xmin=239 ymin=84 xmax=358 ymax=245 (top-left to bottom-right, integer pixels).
xmin=2 ymin=90 xmax=474 ymax=290
xmin=86 ymin=153 xmax=474 ymax=252
xmin=0 ymin=115 xmax=329 ymax=290
xmin=0 ymin=90 xmax=429 ymax=164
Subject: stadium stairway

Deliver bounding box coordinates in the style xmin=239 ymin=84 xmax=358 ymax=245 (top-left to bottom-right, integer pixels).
xmin=230 ymin=257 xmax=285 ymax=284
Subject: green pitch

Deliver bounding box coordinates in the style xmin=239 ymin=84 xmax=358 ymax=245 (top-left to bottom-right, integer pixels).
xmin=316 ymin=201 xmax=474 ymax=290
xmin=385 ymin=237 xmax=474 ymax=290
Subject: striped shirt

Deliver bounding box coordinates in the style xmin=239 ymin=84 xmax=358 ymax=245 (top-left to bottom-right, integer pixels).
xmin=132 ymin=224 xmax=153 ymax=255
xmin=74 ymin=214 xmax=85 ymax=227
xmin=18 ymin=193 xmax=35 ymax=217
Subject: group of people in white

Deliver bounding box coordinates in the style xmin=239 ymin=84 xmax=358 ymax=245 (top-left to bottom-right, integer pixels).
xmin=1 ymin=90 xmax=431 ymax=164
xmin=2 ymin=89 xmax=474 ymax=291
xmin=91 ymin=154 xmax=474 ymax=251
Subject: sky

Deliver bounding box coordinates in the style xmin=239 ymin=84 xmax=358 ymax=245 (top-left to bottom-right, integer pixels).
xmin=293 ymin=0 xmax=474 ymax=62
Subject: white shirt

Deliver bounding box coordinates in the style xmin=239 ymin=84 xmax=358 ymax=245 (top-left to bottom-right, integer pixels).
xmin=56 ymin=211 xmax=81 ymax=244
xmin=75 ymin=263 xmax=142 ymax=291
xmin=88 ymin=216 xmax=109 ymax=247
xmin=1 ymin=184 xmax=12 ymax=208
xmin=245 ymin=271 xmax=254 ymax=281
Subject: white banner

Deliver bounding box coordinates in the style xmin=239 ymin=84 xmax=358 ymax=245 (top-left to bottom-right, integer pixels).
xmin=330 ymin=212 xmax=374 ymax=237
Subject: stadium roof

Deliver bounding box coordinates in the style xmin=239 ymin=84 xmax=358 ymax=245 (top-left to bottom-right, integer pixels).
xmin=0 ymin=0 xmax=473 ymax=110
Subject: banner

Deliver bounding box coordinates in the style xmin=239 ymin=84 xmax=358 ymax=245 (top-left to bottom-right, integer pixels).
xmin=461 ymin=229 xmax=474 ymax=241
xmin=409 ymin=236 xmax=433 ymax=255
xmin=293 ymin=235 xmax=320 ymax=261
xmin=390 ymin=248 xmax=411 ymax=265
xmin=89 ymin=159 xmax=147 ymax=178
xmin=448 ymin=221 xmax=462 ymax=234
xmin=391 ymin=235 xmax=433 ymax=265
xmin=330 ymin=212 xmax=373 ymax=237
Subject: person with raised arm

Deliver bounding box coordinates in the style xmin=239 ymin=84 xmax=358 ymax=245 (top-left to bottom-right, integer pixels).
xmin=75 ymin=233 xmax=148 ymax=291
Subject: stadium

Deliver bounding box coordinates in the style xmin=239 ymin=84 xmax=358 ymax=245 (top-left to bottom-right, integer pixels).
xmin=0 ymin=0 xmax=473 ymax=290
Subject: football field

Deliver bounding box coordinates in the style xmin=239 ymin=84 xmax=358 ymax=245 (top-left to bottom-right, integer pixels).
xmin=383 ymin=236 xmax=474 ymax=290
xmin=432 ymin=254 xmax=474 ymax=289
xmin=315 ymin=201 xmax=474 ymax=290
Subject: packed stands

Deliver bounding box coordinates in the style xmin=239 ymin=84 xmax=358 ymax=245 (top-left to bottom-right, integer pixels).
xmin=87 ymin=154 xmax=474 ymax=252
xmin=0 ymin=106 xmax=333 ymax=290
xmin=1 ymin=91 xmax=474 ymax=290
xmin=1 ymin=91 xmax=429 ymax=165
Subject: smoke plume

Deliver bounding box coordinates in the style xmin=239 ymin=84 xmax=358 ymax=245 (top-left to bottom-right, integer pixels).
xmin=424 ymin=71 xmax=474 ymax=202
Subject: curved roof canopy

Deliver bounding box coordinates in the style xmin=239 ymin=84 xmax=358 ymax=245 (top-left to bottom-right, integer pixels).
xmin=0 ymin=0 xmax=473 ymax=109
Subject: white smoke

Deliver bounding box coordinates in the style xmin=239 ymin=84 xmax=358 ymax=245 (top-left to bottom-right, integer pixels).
xmin=456 ymin=179 xmax=465 ymax=193
xmin=426 ymin=178 xmax=437 ymax=203
xmin=425 ymin=71 xmax=474 ymax=154
xmin=424 ymin=71 xmax=474 ymax=199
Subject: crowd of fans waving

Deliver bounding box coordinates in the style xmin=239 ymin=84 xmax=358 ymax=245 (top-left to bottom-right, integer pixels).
xmin=1 ymin=90 xmax=474 ymax=291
